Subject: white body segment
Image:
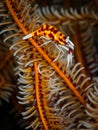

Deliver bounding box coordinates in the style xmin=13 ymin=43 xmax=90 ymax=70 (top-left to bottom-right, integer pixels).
xmin=23 ymin=33 xmax=33 ymax=40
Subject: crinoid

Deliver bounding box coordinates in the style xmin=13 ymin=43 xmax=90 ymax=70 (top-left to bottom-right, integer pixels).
xmin=0 ymin=0 xmax=98 ymax=130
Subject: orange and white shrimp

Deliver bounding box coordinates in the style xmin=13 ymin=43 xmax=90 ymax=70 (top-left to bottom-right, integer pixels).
xmin=23 ymin=24 xmax=74 ymax=65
